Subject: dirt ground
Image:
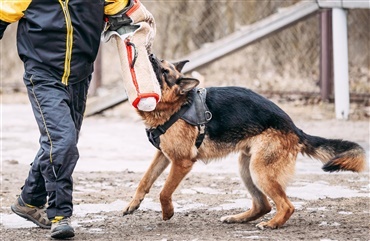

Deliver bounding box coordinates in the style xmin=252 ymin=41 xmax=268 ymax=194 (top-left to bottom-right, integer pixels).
xmin=1 ymin=92 xmax=369 ymax=241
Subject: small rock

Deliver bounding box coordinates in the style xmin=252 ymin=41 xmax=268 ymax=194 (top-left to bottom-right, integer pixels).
xmin=6 ymin=159 xmax=19 ymax=165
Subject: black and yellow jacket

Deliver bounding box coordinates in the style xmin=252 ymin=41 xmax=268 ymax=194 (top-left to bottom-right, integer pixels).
xmin=0 ymin=0 xmax=128 ymax=85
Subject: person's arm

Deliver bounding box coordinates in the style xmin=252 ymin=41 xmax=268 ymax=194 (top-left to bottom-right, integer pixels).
xmin=0 ymin=1 xmax=31 ymax=39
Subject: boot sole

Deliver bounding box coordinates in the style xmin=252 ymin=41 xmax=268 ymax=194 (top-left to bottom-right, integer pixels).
xmin=51 ymin=229 xmax=75 ymax=239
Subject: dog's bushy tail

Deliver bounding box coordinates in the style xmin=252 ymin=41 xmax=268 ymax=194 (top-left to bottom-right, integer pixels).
xmin=299 ymin=130 xmax=366 ymax=172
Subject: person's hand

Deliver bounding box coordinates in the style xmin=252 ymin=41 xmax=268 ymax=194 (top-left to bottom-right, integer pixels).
xmin=106 ymin=8 xmax=132 ymax=31
xmin=103 ymin=0 xmax=156 ymax=52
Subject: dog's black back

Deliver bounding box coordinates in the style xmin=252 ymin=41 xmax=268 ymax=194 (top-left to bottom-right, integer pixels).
xmin=205 ymin=86 xmax=297 ymax=144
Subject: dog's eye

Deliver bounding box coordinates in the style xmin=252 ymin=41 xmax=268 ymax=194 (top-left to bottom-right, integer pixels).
xmin=162 ymin=69 xmax=170 ymax=75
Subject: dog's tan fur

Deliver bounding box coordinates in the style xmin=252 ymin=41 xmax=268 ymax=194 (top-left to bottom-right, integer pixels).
xmin=123 ymin=57 xmax=366 ymax=230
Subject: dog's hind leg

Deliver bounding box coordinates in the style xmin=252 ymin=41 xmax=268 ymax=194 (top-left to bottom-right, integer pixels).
xmin=123 ymin=150 xmax=170 ymax=215
xmin=221 ymin=152 xmax=272 ymax=224
xmin=251 ymin=131 xmax=298 ymax=229
xmin=159 ymin=158 xmax=195 ymax=220
xmin=253 ymin=169 xmax=295 ymax=230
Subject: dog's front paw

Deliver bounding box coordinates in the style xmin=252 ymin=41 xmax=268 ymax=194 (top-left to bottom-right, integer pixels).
xmin=256 ymin=221 xmax=278 ymax=230
xmin=220 ymin=215 xmax=238 ymax=223
xmin=123 ymin=199 xmax=142 ymax=216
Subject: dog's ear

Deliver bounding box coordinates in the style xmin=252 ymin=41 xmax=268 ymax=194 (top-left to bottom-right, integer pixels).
xmin=176 ymin=77 xmax=200 ymax=95
xmin=173 ymin=60 xmax=189 ymax=73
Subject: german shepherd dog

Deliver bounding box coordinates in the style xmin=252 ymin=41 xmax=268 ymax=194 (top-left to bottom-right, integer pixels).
xmin=123 ymin=54 xmax=366 ymax=229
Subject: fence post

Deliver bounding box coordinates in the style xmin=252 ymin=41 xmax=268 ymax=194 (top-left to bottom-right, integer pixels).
xmin=319 ymin=9 xmax=333 ymax=101
xmin=332 ymin=8 xmax=350 ymax=120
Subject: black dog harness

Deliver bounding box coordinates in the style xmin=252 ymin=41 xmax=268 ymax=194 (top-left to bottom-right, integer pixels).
xmin=146 ymin=88 xmax=212 ymax=150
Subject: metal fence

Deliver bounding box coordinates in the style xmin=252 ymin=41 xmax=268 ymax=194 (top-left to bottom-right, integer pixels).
xmin=142 ymin=0 xmax=369 ymax=95
xmin=0 ymin=1 xmax=369 ymax=97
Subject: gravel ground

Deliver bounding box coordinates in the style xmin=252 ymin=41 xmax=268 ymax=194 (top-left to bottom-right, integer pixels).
xmin=1 ymin=94 xmax=369 ymax=241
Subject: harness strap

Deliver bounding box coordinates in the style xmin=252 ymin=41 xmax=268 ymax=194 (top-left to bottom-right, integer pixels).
xmin=146 ymin=88 xmax=212 ymax=150
xmin=195 ymin=124 xmax=206 ymax=148
xmin=146 ymin=103 xmax=191 ymax=150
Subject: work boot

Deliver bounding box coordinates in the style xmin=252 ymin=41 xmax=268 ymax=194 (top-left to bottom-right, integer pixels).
xmin=11 ymin=196 xmax=51 ymax=229
xmin=51 ymin=216 xmax=75 ymax=239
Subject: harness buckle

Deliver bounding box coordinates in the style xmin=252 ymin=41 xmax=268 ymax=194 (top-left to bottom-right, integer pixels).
xmin=199 ymin=124 xmax=205 ymax=134
xmin=204 ymin=111 xmax=212 ymax=121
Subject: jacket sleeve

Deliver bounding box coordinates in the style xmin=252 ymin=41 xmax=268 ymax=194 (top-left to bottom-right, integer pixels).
xmin=0 ymin=0 xmax=31 ymax=39
xmin=104 ymin=0 xmax=129 ymax=15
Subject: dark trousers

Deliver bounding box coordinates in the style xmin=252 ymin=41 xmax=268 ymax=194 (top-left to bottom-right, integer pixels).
xmin=21 ymin=73 xmax=90 ymax=219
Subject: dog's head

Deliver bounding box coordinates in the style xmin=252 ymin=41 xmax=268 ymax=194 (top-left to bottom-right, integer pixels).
xmin=149 ymin=54 xmax=199 ymax=104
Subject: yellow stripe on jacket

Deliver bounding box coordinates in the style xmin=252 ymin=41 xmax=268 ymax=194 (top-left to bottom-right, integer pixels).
xmin=0 ymin=0 xmax=32 ymax=23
